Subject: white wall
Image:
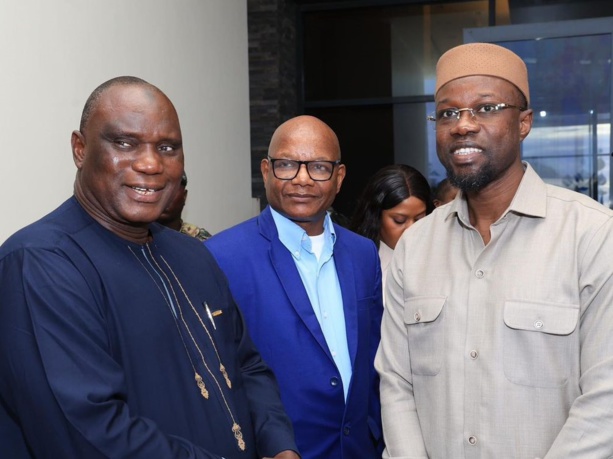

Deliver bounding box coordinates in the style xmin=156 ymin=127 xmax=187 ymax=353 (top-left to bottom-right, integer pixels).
xmin=0 ymin=0 xmax=254 ymax=243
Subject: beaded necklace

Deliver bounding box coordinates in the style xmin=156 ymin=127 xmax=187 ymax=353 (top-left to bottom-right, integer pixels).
xmin=129 ymin=244 xmax=245 ymax=451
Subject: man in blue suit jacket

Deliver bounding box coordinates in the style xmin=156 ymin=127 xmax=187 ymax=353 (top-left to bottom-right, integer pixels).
xmin=206 ymin=115 xmax=383 ymax=459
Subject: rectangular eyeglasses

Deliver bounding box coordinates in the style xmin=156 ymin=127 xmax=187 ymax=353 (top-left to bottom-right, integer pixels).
xmin=427 ymin=103 xmax=525 ymax=129
xmin=267 ymin=156 xmax=341 ymax=181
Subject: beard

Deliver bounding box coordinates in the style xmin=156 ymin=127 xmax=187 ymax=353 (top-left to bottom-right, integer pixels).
xmin=445 ymin=161 xmax=497 ymax=193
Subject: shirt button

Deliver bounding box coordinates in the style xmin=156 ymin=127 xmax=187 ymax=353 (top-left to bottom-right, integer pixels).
xmin=343 ymin=425 xmax=351 ymax=435
xmin=534 ymin=320 xmax=544 ymax=329
xmin=468 ymin=435 xmax=478 ymax=445
xmin=414 ymin=312 xmax=421 ymax=322
xmin=469 ymin=350 xmax=479 ymax=360
xmin=330 ymin=377 xmax=339 ymax=387
xmin=475 ymin=269 xmax=484 ymax=279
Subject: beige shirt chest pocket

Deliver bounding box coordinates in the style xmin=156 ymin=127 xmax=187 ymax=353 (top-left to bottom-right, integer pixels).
xmin=404 ymin=296 xmax=446 ymax=376
xmin=503 ymin=300 xmax=579 ymax=388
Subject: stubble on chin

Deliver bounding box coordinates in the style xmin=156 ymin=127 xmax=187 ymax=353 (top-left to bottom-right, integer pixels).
xmin=446 ymin=162 xmax=496 ymax=193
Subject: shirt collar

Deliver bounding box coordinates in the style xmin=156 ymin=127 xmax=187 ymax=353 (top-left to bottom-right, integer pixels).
xmin=270 ymin=207 xmax=336 ymax=259
xmin=444 ymin=161 xmax=548 ymax=225
xmin=507 ymin=162 xmax=548 ymax=218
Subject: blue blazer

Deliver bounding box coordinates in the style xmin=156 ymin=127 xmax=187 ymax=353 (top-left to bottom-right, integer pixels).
xmin=205 ymin=207 xmax=383 ymax=459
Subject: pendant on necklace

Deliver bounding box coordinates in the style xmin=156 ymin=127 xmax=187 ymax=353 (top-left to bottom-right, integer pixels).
xmin=220 ymin=364 xmax=232 ymax=389
xmin=232 ymin=422 xmax=246 ymax=451
xmin=194 ymin=372 xmax=209 ymax=399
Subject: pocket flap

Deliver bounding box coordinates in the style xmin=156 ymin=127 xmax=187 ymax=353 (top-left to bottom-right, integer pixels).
xmin=504 ymin=300 xmax=579 ymax=335
xmin=404 ymin=296 xmax=446 ymax=325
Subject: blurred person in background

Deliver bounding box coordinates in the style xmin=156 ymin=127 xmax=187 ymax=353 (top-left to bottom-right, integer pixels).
xmin=350 ymin=164 xmax=434 ymax=295
xmin=157 ymin=171 xmax=212 ymax=241
xmin=432 ymin=177 xmax=458 ymax=207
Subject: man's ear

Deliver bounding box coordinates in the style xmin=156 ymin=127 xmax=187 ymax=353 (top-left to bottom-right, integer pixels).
xmin=519 ymin=109 xmax=533 ymax=141
xmin=335 ymin=164 xmax=346 ymax=194
xmin=71 ymin=130 xmax=86 ymax=169
xmin=261 ymin=157 xmax=270 ymax=185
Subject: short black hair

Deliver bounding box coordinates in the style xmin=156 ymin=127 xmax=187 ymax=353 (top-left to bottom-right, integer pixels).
xmin=79 ymin=76 xmax=152 ymax=132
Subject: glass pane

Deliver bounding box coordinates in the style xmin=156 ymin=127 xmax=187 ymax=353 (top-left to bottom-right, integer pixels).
xmin=424 ymin=101 xmax=446 ymax=186
xmin=501 ymin=35 xmax=611 ymax=207
xmin=304 ymin=105 xmax=395 ymax=220
xmin=302 ymin=1 xmax=489 ymax=101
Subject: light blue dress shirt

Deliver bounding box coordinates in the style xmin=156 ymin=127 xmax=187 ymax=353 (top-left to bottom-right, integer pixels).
xmin=270 ymin=208 xmax=352 ymax=399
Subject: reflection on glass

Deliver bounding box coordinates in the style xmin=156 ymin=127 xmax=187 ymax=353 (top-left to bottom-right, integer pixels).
xmin=505 ymin=34 xmax=611 ymax=208
xmin=524 ymin=123 xmax=610 ymax=206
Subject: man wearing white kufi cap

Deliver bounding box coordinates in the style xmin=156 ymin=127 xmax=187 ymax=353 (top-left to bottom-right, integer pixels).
xmin=376 ymin=42 xmax=613 ymax=458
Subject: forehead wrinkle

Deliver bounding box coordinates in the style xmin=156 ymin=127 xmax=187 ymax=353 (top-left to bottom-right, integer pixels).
xmin=93 ymin=90 xmax=181 ymax=142
xmin=98 ymin=113 xmax=181 ymax=142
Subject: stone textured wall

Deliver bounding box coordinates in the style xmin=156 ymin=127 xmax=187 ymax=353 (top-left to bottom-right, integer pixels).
xmin=247 ymin=0 xmax=298 ymax=208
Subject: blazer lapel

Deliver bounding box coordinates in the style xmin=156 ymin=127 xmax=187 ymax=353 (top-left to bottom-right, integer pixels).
xmin=259 ymin=209 xmax=333 ymax=360
xmin=332 ymin=231 xmax=359 ymax=367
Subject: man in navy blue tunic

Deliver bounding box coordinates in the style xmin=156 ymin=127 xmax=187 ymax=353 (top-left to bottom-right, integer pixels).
xmin=0 ymin=76 xmax=299 ymax=459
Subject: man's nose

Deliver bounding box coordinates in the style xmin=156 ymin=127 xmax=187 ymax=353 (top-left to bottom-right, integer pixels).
xmin=133 ymin=145 xmax=164 ymax=174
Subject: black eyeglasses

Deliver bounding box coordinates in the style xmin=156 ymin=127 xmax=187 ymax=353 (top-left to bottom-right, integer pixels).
xmin=267 ymin=156 xmax=341 ymax=181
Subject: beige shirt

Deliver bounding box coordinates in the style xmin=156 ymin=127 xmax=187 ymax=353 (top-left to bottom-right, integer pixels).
xmin=378 ymin=240 xmax=394 ymax=305
xmin=375 ymin=163 xmax=613 ymax=459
